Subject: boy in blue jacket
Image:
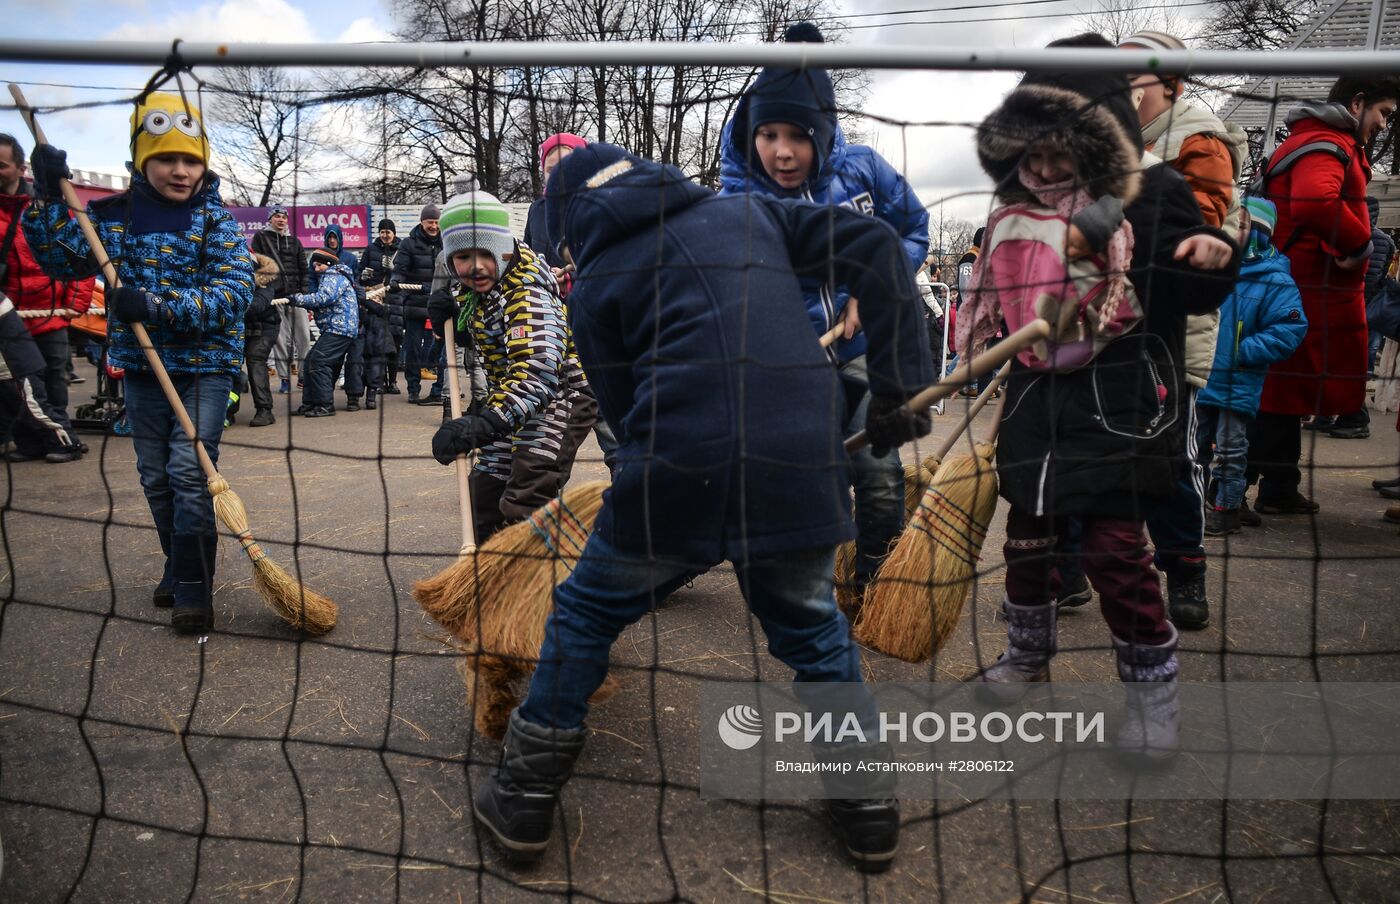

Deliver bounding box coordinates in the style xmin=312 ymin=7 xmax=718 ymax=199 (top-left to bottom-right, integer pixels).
xmin=718 ymin=22 xmax=930 ymax=599
xmin=24 ymin=92 xmax=253 ymax=634
xmin=458 ymin=144 xmax=934 ymax=873
xmin=290 ymin=248 xmax=360 ymax=417
xmin=1197 ymin=197 xmax=1307 ymax=543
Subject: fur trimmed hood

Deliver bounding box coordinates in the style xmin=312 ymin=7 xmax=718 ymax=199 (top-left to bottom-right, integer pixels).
xmin=977 ymin=33 xmax=1145 ymax=207
xmin=253 ymin=253 xmax=282 ymax=288
xmin=977 ymin=81 xmax=1142 ymax=207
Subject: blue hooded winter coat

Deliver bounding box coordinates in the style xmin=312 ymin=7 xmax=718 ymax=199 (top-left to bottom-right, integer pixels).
xmin=1197 ymin=245 xmax=1308 ymax=417
xmin=293 ymin=262 xmax=361 ymax=339
xmin=547 ymin=144 xmax=934 ymax=562
xmin=23 ymin=173 xmax=252 ymax=376
xmin=719 ymin=68 xmax=928 ymax=364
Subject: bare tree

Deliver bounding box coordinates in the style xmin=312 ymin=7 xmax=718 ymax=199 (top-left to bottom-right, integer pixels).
xmin=1074 ymin=0 xmax=1195 ymax=46
xmin=205 ymin=67 xmax=316 ymax=206
xmin=1195 ymin=0 xmax=1326 ymax=51
xmin=326 ymin=0 xmax=860 ymax=203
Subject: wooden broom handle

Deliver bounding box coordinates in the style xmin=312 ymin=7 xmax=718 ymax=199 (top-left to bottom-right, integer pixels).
xmin=441 ymin=318 xmax=477 ymax=555
xmin=844 ymin=318 xmax=1050 ymax=453
xmin=818 ymin=321 xmax=844 ymax=349
xmin=10 ymin=84 xmax=221 ymax=485
xmin=930 ymin=360 xmax=1011 ymax=460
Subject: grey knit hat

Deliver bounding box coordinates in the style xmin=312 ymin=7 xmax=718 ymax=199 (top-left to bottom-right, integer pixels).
xmin=420 ymin=203 xmax=441 ymax=221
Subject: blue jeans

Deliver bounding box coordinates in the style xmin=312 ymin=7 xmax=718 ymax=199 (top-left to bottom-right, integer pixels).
xmin=841 ymin=356 xmax=905 ymax=585
xmin=402 ymin=321 xmax=444 ymax=397
xmin=519 ymin=532 xmax=863 ymax=730
xmin=124 ymin=371 xmax=232 ymax=536
xmin=1196 ymin=404 xmax=1251 ymax=510
xmin=302 ymin=332 xmax=353 ymax=408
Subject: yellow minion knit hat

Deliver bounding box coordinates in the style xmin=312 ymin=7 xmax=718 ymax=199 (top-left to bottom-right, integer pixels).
xmin=130 ymin=92 xmax=209 ymax=174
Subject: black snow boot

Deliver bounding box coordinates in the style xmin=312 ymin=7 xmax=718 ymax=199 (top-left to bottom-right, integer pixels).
xmin=1164 ymin=557 xmax=1209 ymax=631
xmin=171 ymin=533 xmax=216 ymax=634
xmin=473 ymin=710 xmax=587 ymax=862
xmin=153 ymin=529 xmax=175 ymax=608
xmin=815 ymin=740 xmax=900 ymax=873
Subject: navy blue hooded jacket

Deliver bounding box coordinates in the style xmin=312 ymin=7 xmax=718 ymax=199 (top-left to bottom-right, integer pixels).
xmin=548 ymin=145 xmax=934 ymax=562
xmin=719 ymin=65 xmax=928 ymax=364
xmin=311 ymin=224 xmax=360 ymax=291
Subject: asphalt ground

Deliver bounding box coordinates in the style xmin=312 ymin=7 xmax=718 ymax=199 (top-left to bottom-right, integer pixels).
xmin=3 ymin=361 xmax=1400 ymax=903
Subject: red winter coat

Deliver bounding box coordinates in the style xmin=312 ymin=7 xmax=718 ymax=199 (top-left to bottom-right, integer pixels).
xmin=0 ymin=191 xmax=95 ymax=336
xmin=1258 ymin=112 xmax=1373 ymax=416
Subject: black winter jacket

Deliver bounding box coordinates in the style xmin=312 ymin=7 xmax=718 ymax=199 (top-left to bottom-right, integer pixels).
xmin=996 ymin=162 xmax=1240 ymax=520
xmin=245 ymin=285 xmax=281 ymax=336
xmin=523 ymin=198 xmax=568 ymax=270
xmin=358 ymin=237 xmax=400 ymax=288
xmin=250 ymin=228 xmax=307 ymax=296
xmin=389 ymin=224 xmax=441 ymax=329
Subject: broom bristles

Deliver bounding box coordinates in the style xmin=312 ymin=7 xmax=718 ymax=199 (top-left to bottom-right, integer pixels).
xmin=833 ymin=456 xmax=942 ymax=616
xmin=449 ymin=481 xmax=611 ymax=733
xmin=212 ymin=483 xmax=338 ymax=635
xmin=854 ymin=447 xmax=998 ymax=662
xmin=412 ymin=551 xmax=483 ymax=640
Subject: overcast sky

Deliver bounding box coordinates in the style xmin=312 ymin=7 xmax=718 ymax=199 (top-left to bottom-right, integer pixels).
xmin=0 ymin=0 xmax=1208 ymax=230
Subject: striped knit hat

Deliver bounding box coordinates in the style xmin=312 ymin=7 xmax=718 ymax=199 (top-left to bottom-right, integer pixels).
xmin=1119 ymin=31 xmax=1186 ymax=53
xmin=440 ymin=188 xmax=515 ymax=265
xmin=1243 ymin=196 xmax=1277 ymax=236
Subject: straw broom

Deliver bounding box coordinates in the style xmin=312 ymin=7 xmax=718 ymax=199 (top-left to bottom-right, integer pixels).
xmin=833 ymin=360 xmax=1012 ymax=616
xmin=10 ymin=85 xmax=336 ymax=634
xmin=410 ymin=317 xmax=485 ymax=639
xmin=852 ymin=367 xmax=1012 ymax=662
xmin=833 ymin=455 xmax=940 ymax=616
xmin=457 ymin=480 xmax=611 ymax=738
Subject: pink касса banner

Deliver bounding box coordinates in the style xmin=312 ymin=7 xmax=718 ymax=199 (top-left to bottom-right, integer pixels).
xmin=230 ymin=205 xmax=372 ymax=249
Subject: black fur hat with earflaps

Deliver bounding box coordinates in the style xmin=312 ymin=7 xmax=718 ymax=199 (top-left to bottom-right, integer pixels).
xmin=977 ymin=33 xmax=1144 ymax=207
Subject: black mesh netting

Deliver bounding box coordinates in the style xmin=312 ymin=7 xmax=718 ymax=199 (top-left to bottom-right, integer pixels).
xmin=2 ymin=46 xmax=1400 ymax=904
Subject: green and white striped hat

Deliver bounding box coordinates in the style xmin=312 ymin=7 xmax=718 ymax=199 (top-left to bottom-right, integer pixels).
xmin=440 ymin=188 xmax=516 ymax=264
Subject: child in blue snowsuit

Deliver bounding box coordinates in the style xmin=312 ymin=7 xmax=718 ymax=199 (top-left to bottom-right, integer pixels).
xmin=291 ymin=248 xmax=360 ymax=416
xmin=23 ymin=92 xmax=253 ymax=634
xmin=718 ymin=22 xmax=929 ymax=596
xmin=461 ymin=143 xmax=934 ymax=874
xmin=1196 ymin=197 xmax=1307 ymax=536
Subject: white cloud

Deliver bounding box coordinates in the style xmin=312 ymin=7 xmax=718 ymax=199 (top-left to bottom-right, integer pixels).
xmin=105 ymin=0 xmax=317 ymax=43
xmin=337 ymin=17 xmax=395 ymax=44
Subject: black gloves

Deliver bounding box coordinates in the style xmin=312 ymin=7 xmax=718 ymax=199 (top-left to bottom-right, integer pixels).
xmin=426 ymin=287 xmax=460 ymax=339
xmin=431 ymin=413 xmax=504 ymax=464
xmin=865 ymin=394 xmax=931 ymax=458
xmin=109 ymin=286 xmax=161 ymax=324
xmin=29 ymin=144 xmax=71 ymax=202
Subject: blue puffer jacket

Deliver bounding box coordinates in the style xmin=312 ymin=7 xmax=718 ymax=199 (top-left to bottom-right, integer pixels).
xmin=293 ymin=263 xmax=360 ymax=338
xmin=23 ymin=173 xmax=252 ymax=375
xmin=719 ymin=83 xmax=928 ymax=363
xmin=1197 ymin=246 xmax=1309 ymax=417
xmin=549 ymin=144 xmax=933 ymax=562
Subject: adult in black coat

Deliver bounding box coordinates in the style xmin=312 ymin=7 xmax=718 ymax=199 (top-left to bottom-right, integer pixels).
xmin=354 ymin=219 xmax=400 ymax=399
xmin=243 ymin=254 xmax=284 ymax=426
xmin=389 ymin=206 xmax=442 ymax=400
xmin=469 ymin=144 xmax=935 ymax=871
